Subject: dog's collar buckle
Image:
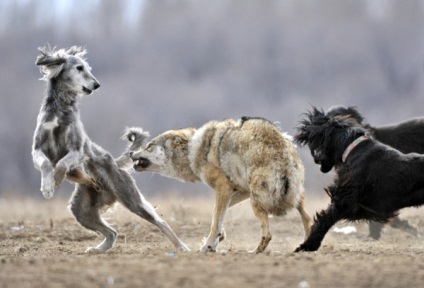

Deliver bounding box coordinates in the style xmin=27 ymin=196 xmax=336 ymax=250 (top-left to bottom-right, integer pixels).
xmin=342 ymin=135 xmax=369 ymax=163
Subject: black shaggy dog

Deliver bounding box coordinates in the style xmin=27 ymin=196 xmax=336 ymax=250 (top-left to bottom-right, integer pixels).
xmin=326 ymin=106 xmax=422 ymax=239
xmin=294 ymin=107 xmax=424 ymax=252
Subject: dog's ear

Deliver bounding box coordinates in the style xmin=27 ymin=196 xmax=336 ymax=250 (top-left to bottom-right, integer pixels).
xmin=36 ymin=46 xmax=67 ymax=79
xmin=345 ymin=106 xmax=364 ymax=125
xmin=173 ymin=136 xmax=187 ymax=145
xmin=66 ymin=46 xmax=87 ymax=58
xmin=327 ymin=105 xmax=365 ymax=125
xmin=171 ymin=134 xmax=190 ymax=150
xmin=294 ymin=106 xmax=326 ymax=146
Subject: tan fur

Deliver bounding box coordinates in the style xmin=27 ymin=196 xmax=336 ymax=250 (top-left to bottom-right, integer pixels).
xmin=129 ymin=117 xmax=312 ymax=253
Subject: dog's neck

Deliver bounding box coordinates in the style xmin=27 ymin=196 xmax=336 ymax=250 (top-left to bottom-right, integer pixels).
xmin=47 ymin=79 xmax=78 ymax=110
xmin=43 ymin=79 xmax=80 ymax=115
xmin=342 ymin=135 xmax=369 ymax=163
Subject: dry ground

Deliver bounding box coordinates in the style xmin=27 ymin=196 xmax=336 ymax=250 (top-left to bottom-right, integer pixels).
xmin=1 ymin=195 xmax=424 ymax=288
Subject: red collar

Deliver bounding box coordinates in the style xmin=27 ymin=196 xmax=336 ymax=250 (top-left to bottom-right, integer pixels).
xmin=342 ymin=135 xmax=369 ymax=163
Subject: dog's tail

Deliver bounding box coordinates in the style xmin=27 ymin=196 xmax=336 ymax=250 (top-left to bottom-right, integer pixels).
xmin=121 ymin=127 xmax=150 ymax=143
xmin=115 ymin=127 xmax=150 ymax=171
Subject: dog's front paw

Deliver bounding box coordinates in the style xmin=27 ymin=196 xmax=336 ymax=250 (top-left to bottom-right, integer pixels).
xmin=41 ymin=177 xmax=55 ymax=199
xmin=85 ymin=247 xmax=103 ymax=253
xmin=198 ymin=244 xmax=217 ymax=253
xmin=294 ymin=242 xmax=319 ymax=253
xmin=54 ymin=165 xmax=67 ymax=188
xmin=41 ymin=187 xmax=55 ymax=199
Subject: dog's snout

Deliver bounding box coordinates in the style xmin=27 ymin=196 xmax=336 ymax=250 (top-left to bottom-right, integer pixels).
xmin=93 ymin=82 xmax=100 ymax=90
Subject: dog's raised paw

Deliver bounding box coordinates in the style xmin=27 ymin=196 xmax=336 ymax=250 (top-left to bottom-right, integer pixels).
xmin=41 ymin=178 xmax=55 ymax=199
xmin=54 ymin=166 xmax=67 ymax=188
xmin=41 ymin=188 xmax=55 ymax=199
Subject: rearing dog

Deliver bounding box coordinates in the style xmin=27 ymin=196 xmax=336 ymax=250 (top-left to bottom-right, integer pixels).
xmin=32 ymin=45 xmax=189 ymax=252
xmin=120 ymin=118 xmax=312 ymax=253
xmin=326 ymin=106 xmax=421 ymax=239
xmin=294 ymin=107 xmax=424 ymax=252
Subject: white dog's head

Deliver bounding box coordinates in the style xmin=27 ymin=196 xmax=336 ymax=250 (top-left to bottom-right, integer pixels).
xmin=127 ymin=127 xmax=198 ymax=182
xmin=35 ymin=45 xmax=100 ymax=96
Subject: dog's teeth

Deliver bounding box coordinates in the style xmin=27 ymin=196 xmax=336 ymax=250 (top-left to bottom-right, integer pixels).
xmin=134 ymin=160 xmax=139 ymax=165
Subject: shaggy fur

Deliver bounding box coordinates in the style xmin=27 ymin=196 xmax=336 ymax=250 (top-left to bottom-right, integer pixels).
xmin=294 ymin=107 xmax=424 ymax=252
xmin=326 ymin=106 xmax=420 ymax=239
xmin=121 ymin=118 xmax=312 ymax=253
xmin=32 ymin=45 xmax=189 ymax=252
xmin=327 ymin=106 xmax=424 ymax=154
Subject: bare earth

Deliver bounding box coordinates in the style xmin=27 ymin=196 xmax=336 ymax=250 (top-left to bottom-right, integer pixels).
xmin=1 ymin=196 xmax=424 ymax=288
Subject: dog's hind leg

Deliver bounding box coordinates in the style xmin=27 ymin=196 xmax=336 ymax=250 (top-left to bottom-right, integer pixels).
xmin=295 ymin=203 xmax=342 ymax=252
xmin=368 ymin=221 xmax=384 ymax=240
xmin=389 ymin=216 xmax=419 ymax=237
xmin=115 ymin=172 xmax=190 ymax=251
xmin=296 ymin=195 xmax=312 ymax=240
xmin=69 ymin=185 xmax=118 ymax=252
xmin=250 ymin=200 xmax=272 ymax=253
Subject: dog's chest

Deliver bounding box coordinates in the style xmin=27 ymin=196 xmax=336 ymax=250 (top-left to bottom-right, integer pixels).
xmin=43 ymin=117 xmax=59 ymax=131
xmin=39 ymin=116 xmax=81 ymax=162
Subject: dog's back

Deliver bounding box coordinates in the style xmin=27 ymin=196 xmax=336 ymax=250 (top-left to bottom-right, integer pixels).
xmin=327 ymin=106 xmax=424 ymax=155
xmin=372 ymin=117 xmax=424 ymax=154
xmin=191 ymin=117 xmax=304 ymax=215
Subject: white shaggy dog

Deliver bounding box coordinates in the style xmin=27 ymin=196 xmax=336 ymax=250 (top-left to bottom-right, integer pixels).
xmin=120 ymin=117 xmax=312 ymax=253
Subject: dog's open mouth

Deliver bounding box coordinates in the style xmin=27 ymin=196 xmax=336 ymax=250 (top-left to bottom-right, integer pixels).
xmin=133 ymin=157 xmax=151 ymax=169
xmin=82 ymin=86 xmax=92 ymax=94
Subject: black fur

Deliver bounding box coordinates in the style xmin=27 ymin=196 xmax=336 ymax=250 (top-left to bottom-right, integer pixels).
xmin=294 ymin=107 xmax=424 ymax=252
xmin=327 ymin=105 xmax=422 ymax=239
xmin=327 ymin=106 xmax=424 ymax=154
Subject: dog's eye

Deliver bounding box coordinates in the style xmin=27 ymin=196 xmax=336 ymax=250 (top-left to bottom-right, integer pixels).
xmin=76 ymin=65 xmax=84 ymax=72
xmin=146 ymin=143 xmax=154 ymax=152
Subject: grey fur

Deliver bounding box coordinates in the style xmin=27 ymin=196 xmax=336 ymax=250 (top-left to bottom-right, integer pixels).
xmin=115 ymin=127 xmax=150 ymax=170
xmin=32 ymin=45 xmax=189 ymax=252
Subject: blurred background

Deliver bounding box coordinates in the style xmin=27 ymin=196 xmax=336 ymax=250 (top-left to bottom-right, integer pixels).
xmin=1 ymin=0 xmax=424 ymax=200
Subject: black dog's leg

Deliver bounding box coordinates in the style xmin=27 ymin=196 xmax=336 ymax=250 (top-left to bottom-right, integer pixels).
xmin=390 ymin=216 xmax=419 ymax=237
xmin=368 ymin=221 xmax=383 ymax=240
xmin=295 ymin=204 xmax=342 ymax=252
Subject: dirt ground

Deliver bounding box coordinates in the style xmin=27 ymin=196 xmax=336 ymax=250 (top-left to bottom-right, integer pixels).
xmin=1 ymin=195 xmax=424 ymax=288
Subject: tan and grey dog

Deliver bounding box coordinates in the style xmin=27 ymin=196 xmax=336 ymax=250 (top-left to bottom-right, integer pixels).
xmin=122 ymin=117 xmax=312 ymax=253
